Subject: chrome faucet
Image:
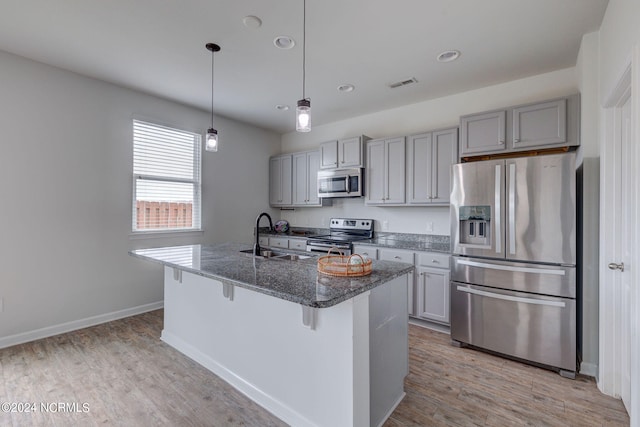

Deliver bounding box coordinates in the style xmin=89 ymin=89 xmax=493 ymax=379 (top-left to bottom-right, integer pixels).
xmin=254 ymin=212 xmax=274 ymax=256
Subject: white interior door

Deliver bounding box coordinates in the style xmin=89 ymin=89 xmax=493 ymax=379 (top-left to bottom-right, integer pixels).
xmin=600 ymin=56 xmax=637 ymax=423
xmin=615 ymin=91 xmax=632 ymax=413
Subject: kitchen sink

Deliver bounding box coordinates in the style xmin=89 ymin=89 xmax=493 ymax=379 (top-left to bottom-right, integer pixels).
xmin=239 ymin=249 xmax=311 ymax=261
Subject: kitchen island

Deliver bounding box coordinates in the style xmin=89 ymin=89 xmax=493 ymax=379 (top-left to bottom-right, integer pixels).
xmin=130 ymin=242 xmax=413 ymax=427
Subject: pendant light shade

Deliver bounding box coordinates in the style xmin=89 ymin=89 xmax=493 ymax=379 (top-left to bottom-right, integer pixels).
xmin=296 ymin=98 xmax=311 ymax=132
xmin=205 ymin=43 xmax=220 ymax=152
xmin=296 ymin=0 xmax=311 ymax=132
xmin=206 ymin=128 xmax=218 ymax=152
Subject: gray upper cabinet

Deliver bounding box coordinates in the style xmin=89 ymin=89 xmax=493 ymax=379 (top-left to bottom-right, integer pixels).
xmin=460 ymin=110 xmax=506 ymax=156
xmin=319 ymin=140 xmax=338 ymax=169
xmin=319 ymin=136 xmax=368 ymax=169
xmin=512 ymin=98 xmax=566 ymax=149
xmin=459 ymin=94 xmax=579 ymax=157
xmin=269 ymin=154 xmax=292 ymax=207
xmin=407 ymin=127 xmax=458 ymax=205
xmin=292 ymin=150 xmax=322 ymax=206
xmin=366 ymin=137 xmax=406 ymax=205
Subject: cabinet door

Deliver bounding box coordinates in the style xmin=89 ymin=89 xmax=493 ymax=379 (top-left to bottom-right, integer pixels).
xmin=366 ymin=140 xmax=386 ymax=205
xmin=407 ymin=132 xmax=432 ymax=204
xmin=339 ymin=136 xmax=363 ymax=168
xmin=416 ymin=266 xmax=450 ymax=324
xmin=431 ymin=128 xmax=458 ymax=203
xmin=306 ymin=151 xmax=321 ymax=205
xmin=460 ymin=110 xmax=506 ymax=156
xmin=292 ymin=152 xmax=308 ymax=206
xmin=319 ymin=140 xmax=338 ymax=169
xmin=269 ymin=155 xmax=292 ymax=206
xmin=512 ymin=98 xmax=566 ymax=149
xmin=385 ymin=137 xmax=406 ymax=204
xmin=269 ymin=157 xmax=283 ymax=206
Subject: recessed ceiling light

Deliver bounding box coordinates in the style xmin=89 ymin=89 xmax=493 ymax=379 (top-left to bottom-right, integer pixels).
xmin=274 ymin=36 xmax=295 ymax=50
xmin=276 ymin=104 xmax=290 ymax=111
xmin=337 ymin=84 xmax=355 ymax=93
xmin=242 ymin=15 xmax=262 ymax=29
xmin=437 ymin=50 xmax=460 ymax=62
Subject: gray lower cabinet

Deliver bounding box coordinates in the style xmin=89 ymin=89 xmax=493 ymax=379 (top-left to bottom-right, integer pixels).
xmin=359 ymin=245 xmax=451 ymax=324
xmin=268 ymin=236 xmax=289 ymax=249
xmin=292 ymin=150 xmax=321 ymax=206
xmin=269 ymin=154 xmax=292 ymax=206
xmin=378 ymin=248 xmax=416 ymax=316
xmin=366 ymin=137 xmax=406 ymax=205
xmin=415 ymin=252 xmax=450 ymax=324
xmin=407 ymin=127 xmax=458 ymax=205
xmin=459 ymin=94 xmax=579 ymax=157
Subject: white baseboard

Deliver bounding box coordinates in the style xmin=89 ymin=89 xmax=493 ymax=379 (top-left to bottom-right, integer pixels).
xmin=375 ymin=391 xmax=406 ymax=427
xmin=0 ymin=301 xmax=163 ymax=350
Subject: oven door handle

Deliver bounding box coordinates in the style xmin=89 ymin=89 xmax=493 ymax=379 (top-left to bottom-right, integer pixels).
xmin=456 ymin=285 xmax=566 ymax=307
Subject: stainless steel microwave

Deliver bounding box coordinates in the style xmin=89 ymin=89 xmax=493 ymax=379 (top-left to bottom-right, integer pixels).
xmin=317 ymin=168 xmax=364 ymax=198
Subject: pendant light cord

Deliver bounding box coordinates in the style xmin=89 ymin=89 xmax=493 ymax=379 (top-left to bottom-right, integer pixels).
xmin=302 ymin=0 xmax=306 ymax=100
xmin=211 ymin=50 xmax=214 ymax=127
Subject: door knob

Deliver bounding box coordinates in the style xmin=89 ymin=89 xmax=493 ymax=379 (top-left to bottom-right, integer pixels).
xmin=608 ymin=262 xmax=625 ymax=272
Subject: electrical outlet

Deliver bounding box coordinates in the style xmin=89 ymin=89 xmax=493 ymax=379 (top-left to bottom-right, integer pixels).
xmin=382 ymin=221 xmax=389 ymax=231
xmin=426 ymin=222 xmax=434 ymax=233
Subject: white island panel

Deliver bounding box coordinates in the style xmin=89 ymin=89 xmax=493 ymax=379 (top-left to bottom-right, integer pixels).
xmin=161 ymin=267 xmax=407 ymax=427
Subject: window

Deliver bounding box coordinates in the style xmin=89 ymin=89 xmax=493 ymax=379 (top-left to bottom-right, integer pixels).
xmin=132 ymin=120 xmax=201 ymax=232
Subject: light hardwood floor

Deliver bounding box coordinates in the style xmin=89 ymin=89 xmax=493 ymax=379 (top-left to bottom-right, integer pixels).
xmin=0 ymin=310 xmax=629 ymax=426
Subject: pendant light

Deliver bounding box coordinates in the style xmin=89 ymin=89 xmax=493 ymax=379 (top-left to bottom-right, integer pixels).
xmin=205 ymin=43 xmax=220 ymax=151
xmin=296 ymin=0 xmax=311 ymax=132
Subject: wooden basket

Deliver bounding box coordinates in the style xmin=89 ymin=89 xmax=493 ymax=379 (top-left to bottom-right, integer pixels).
xmin=317 ymin=248 xmax=372 ymax=277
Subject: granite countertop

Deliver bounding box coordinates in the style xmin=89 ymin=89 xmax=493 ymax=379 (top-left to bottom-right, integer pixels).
xmin=260 ymin=227 xmax=451 ymax=254
xmin=355 ymin=233 xmax=451 ymax=253
xmin=130 ymin=242 xmax=414 ymax=309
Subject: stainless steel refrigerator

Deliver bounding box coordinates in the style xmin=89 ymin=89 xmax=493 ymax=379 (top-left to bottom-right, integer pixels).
xmin=450 ymin=152 xmax=578 ymax=377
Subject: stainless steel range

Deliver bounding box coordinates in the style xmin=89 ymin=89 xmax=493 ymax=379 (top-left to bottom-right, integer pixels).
xmin=306 ymin=218 xmax=374 ymax=255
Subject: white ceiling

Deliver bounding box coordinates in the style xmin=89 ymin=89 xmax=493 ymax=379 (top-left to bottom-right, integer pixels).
xmin=0 ymin=0 xmax=608 ymax=134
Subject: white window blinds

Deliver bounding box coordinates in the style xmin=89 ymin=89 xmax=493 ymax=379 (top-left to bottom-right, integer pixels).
xmin=132 ymin=120 xmax=202 ymax=232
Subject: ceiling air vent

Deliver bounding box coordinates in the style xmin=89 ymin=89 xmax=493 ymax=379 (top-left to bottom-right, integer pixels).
xmin=388 ymin=77 xmax=418 ymax=89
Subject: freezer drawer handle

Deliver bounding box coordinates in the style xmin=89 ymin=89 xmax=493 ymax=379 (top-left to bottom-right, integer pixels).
xmin=457 ymin=259 xmax=566 ymax=276
xmin=456 ymin=286 xmax=566 ymax=307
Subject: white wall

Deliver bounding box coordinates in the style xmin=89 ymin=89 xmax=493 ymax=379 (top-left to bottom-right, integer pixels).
xmin=576 ymin=31 xmax=601 ymax=376
xmin=0 ymin=50 xmax=280 ymax=342
xmin=279 ymin=68 xmax=578 ymax=235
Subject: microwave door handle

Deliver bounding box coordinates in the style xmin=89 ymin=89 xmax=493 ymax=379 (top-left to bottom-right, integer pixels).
xmin=345 ymin=175 xmax=350 ymax=193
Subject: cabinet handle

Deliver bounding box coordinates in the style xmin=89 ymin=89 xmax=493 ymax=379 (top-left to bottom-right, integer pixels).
xmin=431 ymin=259 xmax=439 ymax=264
xmin=499 ymin=140 xmax=505 ymax=144
xmin=394 ymin=256 xmax=401 ymax=259
xmin=514 ymin=138 xmax=520 ymax=143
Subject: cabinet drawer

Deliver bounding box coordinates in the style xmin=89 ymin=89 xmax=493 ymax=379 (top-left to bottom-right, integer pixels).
xmin=289 ymin=239 xmax=306 ymax=250
xmin=352 ymin=245 xmax=378 ymax=259
xmin=378 ymin=248 xmax=415 ymax=264
xmin=258 ymin=236 xmax=269 ymax=246
xmin=417 ymin=252 xmax=450 ymax=269
xmin=269 ymin=237 xmax=289 ymax=249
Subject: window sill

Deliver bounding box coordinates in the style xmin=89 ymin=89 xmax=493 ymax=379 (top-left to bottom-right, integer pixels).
xmin=129 ymin=229 xmax=205 ymax=240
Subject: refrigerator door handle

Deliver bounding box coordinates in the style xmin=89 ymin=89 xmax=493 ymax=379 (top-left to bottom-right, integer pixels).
xmin=508 ymin=163 xmax=516 ymax=255
xmin=456 ymin=285 xmax=566 ymax=308
xmin=495 ymin=165 xmax=501 ymax=254
xmin=456 ymin=258 xmax=567 ymax=276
